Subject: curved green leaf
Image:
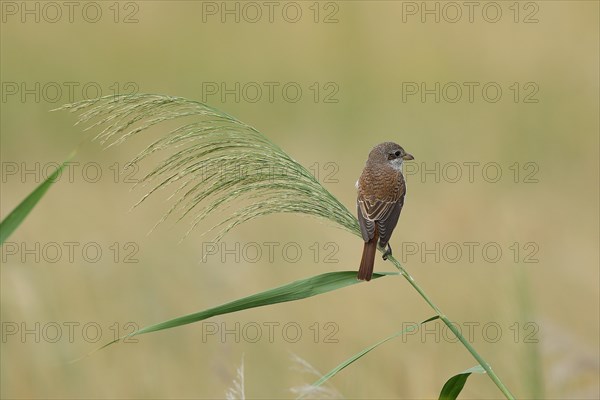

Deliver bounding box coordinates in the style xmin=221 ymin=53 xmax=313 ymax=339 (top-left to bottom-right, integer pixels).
xmin=439 ymin=365 xmax=486 ymax=400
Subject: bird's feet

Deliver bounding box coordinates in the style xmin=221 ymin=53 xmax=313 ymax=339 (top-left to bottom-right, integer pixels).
xmin=382 ymin=244 xmax=392 ymax=260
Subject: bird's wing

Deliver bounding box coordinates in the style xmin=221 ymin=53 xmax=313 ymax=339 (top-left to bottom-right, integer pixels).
xmin=357 ymin=199 xmax=376 ymax=242
xmin=357 ymin=174 xmax=407 ymax=245
xmin=358 ymin=196 xmax=397 ymax=222
xmin=357 ymin=195 xmax=399 ymax=241
xmin=376 ymin=197 xmax=404 ymax=246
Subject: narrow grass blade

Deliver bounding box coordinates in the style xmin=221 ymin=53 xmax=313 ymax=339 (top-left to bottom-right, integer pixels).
xmin=0 ymin=154 xmax=74 ymax=245
xmin=133 ymin=271 xmax=396 ymax=337
xmin=75 ymin=271 xmax=398 ymax=360
xmin=438 ymin=365 xmax=486 ymax=400
xmin=300 ymin=315 xmax=440 ymax=398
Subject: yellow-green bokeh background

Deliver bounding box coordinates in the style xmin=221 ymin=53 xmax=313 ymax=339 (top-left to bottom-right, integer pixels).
xmin=1 ymin=1 xmax=598 ymax=399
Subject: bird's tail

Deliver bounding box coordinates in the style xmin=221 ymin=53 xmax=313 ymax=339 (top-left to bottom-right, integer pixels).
xmin=358 ymin=229 xmax=379 ymax=281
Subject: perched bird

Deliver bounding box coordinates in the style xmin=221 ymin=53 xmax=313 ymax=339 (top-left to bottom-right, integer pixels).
xmin=356 ymin=142 xmax=413 ymax=281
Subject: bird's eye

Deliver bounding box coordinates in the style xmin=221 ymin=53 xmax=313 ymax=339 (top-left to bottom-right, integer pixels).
xmin=394 ymin=151 xmax=401 ymax=157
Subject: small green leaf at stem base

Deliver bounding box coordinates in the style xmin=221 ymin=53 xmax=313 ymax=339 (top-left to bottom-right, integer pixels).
xmin=438 ymin=365 xmax=486 ymax=400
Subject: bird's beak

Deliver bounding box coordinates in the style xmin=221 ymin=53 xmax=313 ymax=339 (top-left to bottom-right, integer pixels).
xmin=402 ymin=153 xmax=414 ymax=161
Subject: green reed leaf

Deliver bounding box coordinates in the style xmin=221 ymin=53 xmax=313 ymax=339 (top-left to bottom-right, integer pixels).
xmin=0 ymin=155 xmax=73 ymax=245
xmin=438 ymin=365 xmax=486 ymax=400
xmin=298 ymin=316 xmax=440 ymax=398
xmin=75 ymin=271 xmax=397 ymax=360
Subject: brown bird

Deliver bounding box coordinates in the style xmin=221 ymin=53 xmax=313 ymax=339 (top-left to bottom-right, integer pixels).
xmin=356 ymin=142 xmax=414 ymax=281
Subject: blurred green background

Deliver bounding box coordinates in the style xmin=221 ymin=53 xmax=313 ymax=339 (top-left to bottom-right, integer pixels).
xmin=1 ymin=1 xmax=598 ymax=399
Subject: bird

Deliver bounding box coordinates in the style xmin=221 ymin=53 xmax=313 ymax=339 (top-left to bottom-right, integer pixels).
xmin=356 ymin=142 xmax=413 ymax=281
